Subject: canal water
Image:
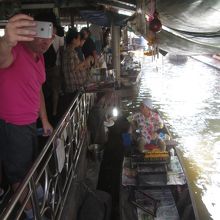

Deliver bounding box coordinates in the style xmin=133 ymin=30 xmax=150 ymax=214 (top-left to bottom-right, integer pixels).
xmin=121 ymin=53 xmax=220 ymax=220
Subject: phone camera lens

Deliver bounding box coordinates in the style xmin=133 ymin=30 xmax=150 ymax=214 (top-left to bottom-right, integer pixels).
xmin=41 ymin=28 xmax=44 ymax=31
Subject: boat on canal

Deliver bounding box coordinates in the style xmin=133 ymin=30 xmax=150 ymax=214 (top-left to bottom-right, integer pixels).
xmin=101 ymin=105 xmax=198 ymax=220
xmin=120 ymin=125 xmax=197 ymax=220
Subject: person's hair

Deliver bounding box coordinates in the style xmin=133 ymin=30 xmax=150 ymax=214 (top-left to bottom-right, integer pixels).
xmin=66 ymin=28 xmax=79 ymax=45
xmin=80 ymin=31 xmax=86 ymax=41
xmin=34 ymin=11 xmax=64 ymax=37
xmin=80 ymin=27 xmax=90 ymax=35
xmin=34 ymin=11 xmax=58 ymax=27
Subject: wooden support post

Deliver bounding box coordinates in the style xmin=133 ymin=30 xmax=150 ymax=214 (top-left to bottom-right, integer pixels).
xmin=111 ymin=25 xmax=121 ymax=87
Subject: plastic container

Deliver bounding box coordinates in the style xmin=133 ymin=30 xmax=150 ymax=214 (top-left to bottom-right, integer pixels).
xmin=159 ymin=132 xmax=165 ymax=140
xmin=170 ymin=148 xmax=175 ymax=157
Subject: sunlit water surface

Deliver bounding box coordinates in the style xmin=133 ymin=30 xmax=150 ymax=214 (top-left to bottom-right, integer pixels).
xmin=121 ymin=54 xmax=220 ymax=220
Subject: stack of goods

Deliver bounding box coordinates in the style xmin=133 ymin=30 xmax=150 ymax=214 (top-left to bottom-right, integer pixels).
xmin=144 ymin=150 xmax=169 ymax=163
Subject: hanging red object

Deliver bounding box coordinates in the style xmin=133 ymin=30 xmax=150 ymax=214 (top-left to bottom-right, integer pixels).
xmin=149 ymin=11 xmax=162 ymax=33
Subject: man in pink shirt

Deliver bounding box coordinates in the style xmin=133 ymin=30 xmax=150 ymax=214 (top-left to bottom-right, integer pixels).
xmin=0 ymin=12 xmax=55 ymax=219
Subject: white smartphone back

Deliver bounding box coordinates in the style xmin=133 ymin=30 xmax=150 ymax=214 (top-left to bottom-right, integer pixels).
xmin=35 ymin=21 xmax=53 ymax=39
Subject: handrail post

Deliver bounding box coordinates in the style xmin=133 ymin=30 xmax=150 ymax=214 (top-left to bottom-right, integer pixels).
xmin=29 ymin=177 xmax=41 ymax=219
xmin=0 ymin=92 xmax=96 ymax=220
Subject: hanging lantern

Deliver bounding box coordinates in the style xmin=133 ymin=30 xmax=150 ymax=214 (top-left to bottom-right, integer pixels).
xmin=144 ymin=50 xmax=154 ymax=56
xmin=144 ymin=30 xmax=156 ymax=56
xmin=149 ymin=11 xmax=162 ymax=33
xmin=147 ymin=31 xmax=156 ymax=46
xmin=144 ymin=1 xmax=161 ymax=59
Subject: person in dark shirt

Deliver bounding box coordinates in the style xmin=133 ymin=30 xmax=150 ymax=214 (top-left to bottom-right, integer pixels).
xmin=103 ymin=28 xmax=111 ymax=48
xmin=43 ymin=28 xmax=64 ymax=117
xmin=43 ymin=45 xmax=57 ymax=99
xmin=80 ymin=27 xmax=98 ymax=64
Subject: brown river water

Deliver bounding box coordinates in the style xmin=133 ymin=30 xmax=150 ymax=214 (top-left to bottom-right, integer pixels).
xmin=120 ymin=53 xmax=220 ymax=220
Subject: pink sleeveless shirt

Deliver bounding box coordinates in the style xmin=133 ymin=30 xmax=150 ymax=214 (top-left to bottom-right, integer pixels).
xmin=0 ymin=43 xmax=46 ymax=125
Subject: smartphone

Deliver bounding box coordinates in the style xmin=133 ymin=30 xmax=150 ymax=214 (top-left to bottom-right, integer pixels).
xmin=37 ymin=128 xmax=44 ymax=136
xmin=35 ymin=21 xmax=53 ymax=39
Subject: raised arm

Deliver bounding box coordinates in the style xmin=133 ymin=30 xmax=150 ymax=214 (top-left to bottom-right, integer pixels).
xmin=0 ymin=14 xmax=36 ymax=68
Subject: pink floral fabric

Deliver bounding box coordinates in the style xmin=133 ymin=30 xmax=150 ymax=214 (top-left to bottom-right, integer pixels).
xmin=132 ymin=111 xmax=163 ymax=144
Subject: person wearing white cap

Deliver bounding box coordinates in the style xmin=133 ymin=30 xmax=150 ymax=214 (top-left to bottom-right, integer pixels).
xmin=130 ymin=98 xmax=165 ymax=152
xmin=142 ymin=98 xmax=153 ymax=109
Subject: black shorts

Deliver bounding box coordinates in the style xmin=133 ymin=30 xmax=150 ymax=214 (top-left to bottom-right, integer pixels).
xmin=0 ymin=119 xmax=38 ymax=184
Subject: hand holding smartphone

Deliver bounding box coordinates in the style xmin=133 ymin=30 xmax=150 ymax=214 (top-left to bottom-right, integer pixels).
xmin=37 ymin=128 xmax=52 ymax=136
xmin=34 ymin=21 xmax=53 ymax=39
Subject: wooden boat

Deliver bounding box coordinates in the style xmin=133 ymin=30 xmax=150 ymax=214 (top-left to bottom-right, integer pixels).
xmin=192 ymin=55 xmax=220 ymax=70
xmin=94 ymin=103 xmax=198 ymax=220
xmin=118 ymin=121 xmax=197 ymax=220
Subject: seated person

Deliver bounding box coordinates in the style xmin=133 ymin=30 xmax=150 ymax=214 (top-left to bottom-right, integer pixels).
xmin=129 ymin=98 xmax=166 ymax=152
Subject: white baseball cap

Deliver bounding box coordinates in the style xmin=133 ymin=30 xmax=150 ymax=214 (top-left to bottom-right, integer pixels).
xmin=142 ymin=98 xmax=153 ymax=109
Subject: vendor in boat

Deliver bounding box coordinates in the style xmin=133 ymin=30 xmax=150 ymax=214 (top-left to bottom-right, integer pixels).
xmin=129 ymin=98 xmax=166 ymax=152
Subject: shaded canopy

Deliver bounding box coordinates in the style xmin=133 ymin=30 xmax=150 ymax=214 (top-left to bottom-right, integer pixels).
xmin=157 ymin=0 xmax=220 ymax=55
xmin=158 ymin=0 xmax=220 ymax=33
xmin=79 ymin=10 xmax=129 ymax=27
xmin=0 ymin=0 xmax=220 ymax=54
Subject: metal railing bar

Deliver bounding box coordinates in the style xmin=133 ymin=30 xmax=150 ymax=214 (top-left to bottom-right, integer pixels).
xmin=51 ymin=176 xmax=60 ymax=216
xmin=55 ymin=96 xmax=91 ymax=219
xmin=72 ymin=131 xmax=87 ymax=176
xmin=15 ymin=189 xmax=32 ymax=220
xmin=29 ymin=178 xmax=41 ymax=220
xmin=39 ymin=168 xmax=49 ymax=215
xmin=1 ymin=92 xmax=96 ymax=220
xmin=35 ymin=152 xmax=55 ymax=185
xmin=56 ymin=133 xmax=87 ymax=220
xmin=1 ymin=92 xmax=82 ymax=219
xmin=56 ymin=169 xmax=76 ymax=220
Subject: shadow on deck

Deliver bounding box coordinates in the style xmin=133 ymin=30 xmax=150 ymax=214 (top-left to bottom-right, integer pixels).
xmin=58 ymin=116 xmax=129 ymax=220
